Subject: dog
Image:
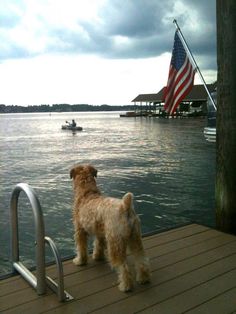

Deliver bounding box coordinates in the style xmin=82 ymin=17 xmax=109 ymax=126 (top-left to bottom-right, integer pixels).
xmin=70 ymin=164 xmax=150 ymax=292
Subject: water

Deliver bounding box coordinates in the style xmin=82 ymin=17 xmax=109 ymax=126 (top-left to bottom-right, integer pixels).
xmin=0 ymin=112 xmax=216 ymax=276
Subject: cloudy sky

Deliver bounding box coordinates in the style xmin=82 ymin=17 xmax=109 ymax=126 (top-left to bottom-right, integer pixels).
xmin=0 ymin=0 xmax=216 ymax=106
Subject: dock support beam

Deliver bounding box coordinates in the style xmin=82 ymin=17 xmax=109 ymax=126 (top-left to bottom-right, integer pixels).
xmin=216 ymin=0 xmax=236 ymax=233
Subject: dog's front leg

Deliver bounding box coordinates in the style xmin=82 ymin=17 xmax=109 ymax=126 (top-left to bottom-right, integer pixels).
xmin=73 ymin=227 xmax=88 ymax=266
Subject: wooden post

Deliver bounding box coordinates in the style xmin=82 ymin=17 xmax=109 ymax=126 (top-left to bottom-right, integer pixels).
xmin=216 ymin=0 xmax=236 ymax=233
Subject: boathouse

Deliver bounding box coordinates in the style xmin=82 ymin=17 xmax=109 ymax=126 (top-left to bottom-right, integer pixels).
xmin=131 ymin=83 xmax=216 ymax=116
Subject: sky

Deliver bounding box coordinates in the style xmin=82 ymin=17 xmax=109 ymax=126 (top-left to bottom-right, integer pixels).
xmin=0 ymin=0 xmax=217 ymax=106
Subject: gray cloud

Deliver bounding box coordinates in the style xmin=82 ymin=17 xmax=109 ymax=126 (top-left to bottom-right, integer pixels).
xmin=70 ymin=0 xmax=216 ymax=69
xmin=0 ymin=0 xmax=216 ymax=71
xmin=99 ymin=0 xmax=171 ymax=37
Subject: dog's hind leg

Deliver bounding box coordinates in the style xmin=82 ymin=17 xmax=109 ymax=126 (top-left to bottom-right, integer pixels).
xmin=107 ymin=237 xmax=133 ymax=292
xmin=116 ymin=262 xmax=133 ymax=292
xmin=93 ymin=236 xmax=106 ymax=261
xmin=73 ymin=227 xmax=88 ymax=266
xmin=128 ymin=219 xmax=150 ymax=284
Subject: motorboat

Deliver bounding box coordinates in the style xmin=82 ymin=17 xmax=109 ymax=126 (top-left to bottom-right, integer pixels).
xmin=204 ymin=90 xmax=216 ymax=142
xmin=203 ymin=127 xmax=216 ymax=142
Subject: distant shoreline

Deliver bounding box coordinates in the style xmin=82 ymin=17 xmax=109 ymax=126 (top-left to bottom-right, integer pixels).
xmin=0 ymin=104 xmax=134 ymax=114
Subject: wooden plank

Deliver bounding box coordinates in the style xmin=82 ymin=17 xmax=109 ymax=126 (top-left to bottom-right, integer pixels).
xmin=66 ymin=241 xmax=236 ymax=301
xmin=143 ymin=223 xmax=208 ymax=240
xmin=0 ymin=276 xmax=30 ymax=297
xmin=4 ymin=227 xmax=227 ymax=302
xmin=4 ymin=235 xmax=236 ymax=313
xmin=143 ymin=224 xmax=210 ymax=246
xmin=144 ymin=228 xmax=220 ymax=253
xmin=148 ymin=233 xmax=236 ymax=268
xmin=88 ymin=254 xmax=236 ymax=314
xmin=183 ymin=287 xmax=236 ymax=314
xmin=1 ymin=224 xmax=236 ymax=314
xmin=145 ymin=230 xmax=233 ymax=260
xmin=0 ymin=228 xmax=231 ymax=306
xmin=139 ymin=269 xmax=236 ymax=314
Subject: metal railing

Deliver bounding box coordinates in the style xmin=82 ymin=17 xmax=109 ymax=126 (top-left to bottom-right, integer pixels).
xmin=10 ymin=183 xmax=73 ymax=302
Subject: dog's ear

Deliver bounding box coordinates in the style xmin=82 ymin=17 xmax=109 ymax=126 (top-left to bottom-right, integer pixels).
xmin=70 ymin=168 xmax=76 ymax=179
xmin=70 ymin=165 xmax=83 ymax=179
xmin=86 ymin=165 xmax=97 ymax=177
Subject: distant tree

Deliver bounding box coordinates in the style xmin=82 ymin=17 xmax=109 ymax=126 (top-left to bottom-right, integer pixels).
xmin=0 ymin=103 xmax=135 ymax=113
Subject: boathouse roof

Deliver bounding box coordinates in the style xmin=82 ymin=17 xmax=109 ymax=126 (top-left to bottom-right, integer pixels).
xmin=132 ymin=83 xmax=216 ymax=103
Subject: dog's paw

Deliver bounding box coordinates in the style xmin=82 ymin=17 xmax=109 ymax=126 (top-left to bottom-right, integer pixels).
xmin=136 ymin=259 xmax=151 ymax=284
xmin=118 ymin=281 xmax=133 ymax=292
xmin=136 ymin=269 xmax=151 ymax=284
xmin=118 ymin=275 xmax=133 ymax=292
xmin=73 ymin=256 xmax=87 ymax=266
xmin=92 ymin=251 xmax=105 ymax=261
xmin=136 ymin=275 xmax=150 ymax=285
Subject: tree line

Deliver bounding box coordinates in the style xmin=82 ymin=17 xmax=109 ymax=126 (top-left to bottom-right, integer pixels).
xmin=0 ymin=103 xmax=135 ymax=114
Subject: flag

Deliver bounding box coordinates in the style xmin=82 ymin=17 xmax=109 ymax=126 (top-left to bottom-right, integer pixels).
xmin=164 ymin=30 xmax=196 ymax=115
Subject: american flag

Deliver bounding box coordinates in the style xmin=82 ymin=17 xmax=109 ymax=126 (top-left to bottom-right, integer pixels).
xmin=164 ymin=30 xmax=196 ymax=115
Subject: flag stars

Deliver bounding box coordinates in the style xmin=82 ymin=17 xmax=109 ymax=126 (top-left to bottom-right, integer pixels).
xmin=171 ymin=33 xmax=186 ymax=70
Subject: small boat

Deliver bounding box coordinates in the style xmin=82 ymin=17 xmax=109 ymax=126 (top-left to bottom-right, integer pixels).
xmin=120 ymin=111 xmax=149 ymax=117
xmin=61 ymin=125 xmax=83 ymax=131
xmin=204 ymin=90 xmax=216 ymax=143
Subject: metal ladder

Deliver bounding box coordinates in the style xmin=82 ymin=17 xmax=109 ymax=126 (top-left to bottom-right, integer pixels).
xmin=10 ymin=183 xmax=73 ymax=302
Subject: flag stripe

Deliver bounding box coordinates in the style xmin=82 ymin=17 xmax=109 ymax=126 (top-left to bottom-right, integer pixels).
xmin=167 ymin=59 xmax=190 ymax=109
xmin=170 ymin=71 xmax=195 ymax=114
xmin=171 ymin=60 xmax=195 ymax=110
xmin=172 ymin=63 xmax=195 ymax=105
xmin=164 ymin=30 xmax=196 ymax=114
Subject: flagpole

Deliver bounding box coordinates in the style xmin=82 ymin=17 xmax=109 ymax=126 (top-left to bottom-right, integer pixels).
xmin=173 ymin=19 xmax=217 ymax=111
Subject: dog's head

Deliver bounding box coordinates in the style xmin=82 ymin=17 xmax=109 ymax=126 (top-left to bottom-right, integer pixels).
xmin=70 ymin=164 xmax=97 ymax=182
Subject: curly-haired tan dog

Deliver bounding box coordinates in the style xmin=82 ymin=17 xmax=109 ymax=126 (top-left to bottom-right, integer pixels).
xmin=70 ymin=164 xmax=150 ymax=292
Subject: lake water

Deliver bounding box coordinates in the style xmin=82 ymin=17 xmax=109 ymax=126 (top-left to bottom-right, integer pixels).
xmin=0 ymin=111 xmax=216 ymax=276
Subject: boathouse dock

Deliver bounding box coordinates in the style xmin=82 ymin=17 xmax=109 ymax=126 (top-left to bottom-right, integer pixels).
xmin=1 ymin=223 xmax=236 ymax=313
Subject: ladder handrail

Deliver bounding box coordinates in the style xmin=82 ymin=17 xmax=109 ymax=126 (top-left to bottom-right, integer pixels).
xmin=10 ymin=183 xmax=73 ymax=302
xmin=10 ymin=183 xmax=46 ymax=295
xmin=44 ymin=236 xmax=73 ymax=301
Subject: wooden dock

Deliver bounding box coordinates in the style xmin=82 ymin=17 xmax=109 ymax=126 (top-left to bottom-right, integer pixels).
xmin=1 ymin=223 xmax=236 ymax=313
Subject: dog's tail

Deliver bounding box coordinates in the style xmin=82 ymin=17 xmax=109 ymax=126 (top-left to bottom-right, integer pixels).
xmin=122 ymin=192 xmax=134 ymax=213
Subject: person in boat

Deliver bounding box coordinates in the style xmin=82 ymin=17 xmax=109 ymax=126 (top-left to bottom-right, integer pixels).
xmin=71 ymin=119 xmax=77 ymax=127
xmin=66 ymin=119 xmax=77 ymax=127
